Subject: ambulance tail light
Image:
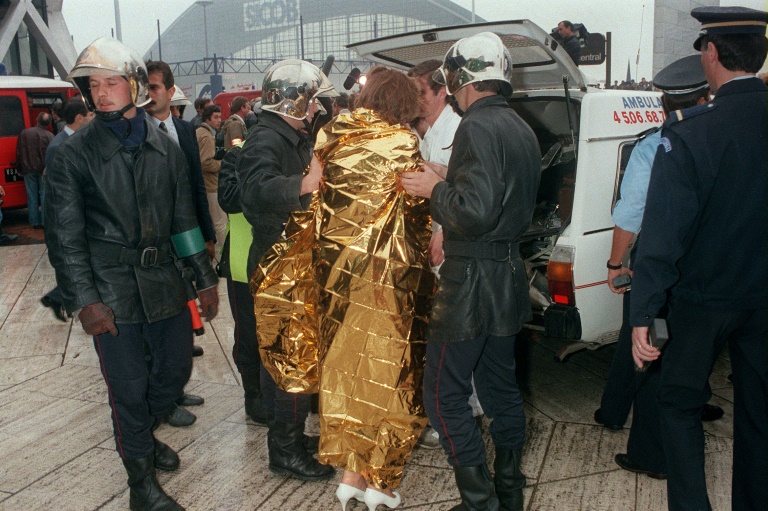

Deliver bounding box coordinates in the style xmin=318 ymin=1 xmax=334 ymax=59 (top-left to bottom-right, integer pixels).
xmin=547 ymin=245 xmax=575 ymax=306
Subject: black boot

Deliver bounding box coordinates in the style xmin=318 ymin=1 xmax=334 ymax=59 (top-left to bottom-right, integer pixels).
xmin=494 ymin=448 xmax=526 ymax=511
xmin=267 ymin=421 xmax=334 ymax=481
xmin=123 ymin=456 xmax=184 ymax=511
xmin=303 ymin=434 xmax=319 ymax=454
xmin=449 ymin=464 xmax=500 ymax=511
xmin=242 ymin=372 xmax=270 ymax=425
xmin=153 ymin=438 xmax=180 ymax=472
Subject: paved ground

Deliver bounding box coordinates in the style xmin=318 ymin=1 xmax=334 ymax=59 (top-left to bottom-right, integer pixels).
xmin=0 ymin=236 xmax=735 ymax=510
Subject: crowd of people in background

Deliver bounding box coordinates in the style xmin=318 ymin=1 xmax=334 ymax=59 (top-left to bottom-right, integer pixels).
xmin=607 ymin=77 xmax=654 ymax=90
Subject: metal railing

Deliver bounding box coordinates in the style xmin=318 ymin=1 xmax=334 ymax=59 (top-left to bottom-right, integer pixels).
xmin=169 ymin=55 xmax=373 ymax=77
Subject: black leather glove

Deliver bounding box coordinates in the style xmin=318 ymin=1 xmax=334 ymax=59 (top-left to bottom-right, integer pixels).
xmin=197 ymin=286 xmax=219 ymax=321
xmin=213 ymin=147 xmax=227 ymax=161
xmin=79 ymin=302 xmax=118 ymax=336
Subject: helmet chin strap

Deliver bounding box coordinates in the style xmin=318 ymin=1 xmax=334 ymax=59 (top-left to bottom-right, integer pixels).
xmin=302 ymin=118 xmax=313 ymax=132
xmin=95 ymin=102 xmax=134 ymax=122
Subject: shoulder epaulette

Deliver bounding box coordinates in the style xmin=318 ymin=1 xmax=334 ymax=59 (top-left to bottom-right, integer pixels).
xmin=635 ymin=126 xmax=661 ymax=141
xmin=664 ymin=102 xmax=717 ymax=125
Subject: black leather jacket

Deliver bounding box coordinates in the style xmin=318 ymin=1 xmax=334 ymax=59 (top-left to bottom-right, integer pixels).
xmin=429 ymin=95 xmax=541 ymax=341
xmin=45 ymin=116 xmax=218 ymax=323
xmin=234 ymin=112 xmax=313 ymax=277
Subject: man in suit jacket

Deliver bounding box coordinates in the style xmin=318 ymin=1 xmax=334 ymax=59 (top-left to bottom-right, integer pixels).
xmin=145 ymin=61 xmax=216 ymax=257
xmin=40 ymin=98 xmax=94 ymax=322
xmin=221 ymin=96 xmax=249 ymax=149
xmin=145 ymin=60 xmax=217 ymax=427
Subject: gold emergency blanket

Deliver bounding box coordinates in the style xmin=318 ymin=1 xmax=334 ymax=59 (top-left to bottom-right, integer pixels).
xmin=252 ymin=108 xmax=435 ymax=488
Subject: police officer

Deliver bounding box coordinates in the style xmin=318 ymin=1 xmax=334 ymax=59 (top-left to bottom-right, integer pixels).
xmin=46 ymin=37 xmax=219 ymax=510
xmin=630 ymin=7 xmax=768 ymax=511
xmin=597 ymin=55 xmax=723 ymax=480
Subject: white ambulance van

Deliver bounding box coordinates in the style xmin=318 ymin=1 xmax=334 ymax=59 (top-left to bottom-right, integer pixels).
xmin=350 ymin=20 xmax=665 ymax=358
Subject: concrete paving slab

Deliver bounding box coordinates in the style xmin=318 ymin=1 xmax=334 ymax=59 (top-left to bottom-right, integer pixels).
xmin=0 ymin=355 xmax=62 ymax=386
xmin=0 ymin=390 xmax=111 ymax=492
xmin=0 ymin=448 xmax=126 ymax=511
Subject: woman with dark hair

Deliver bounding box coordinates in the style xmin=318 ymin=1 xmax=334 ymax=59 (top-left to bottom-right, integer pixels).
xmin=252 ymin=66 xmax=433 ymax=511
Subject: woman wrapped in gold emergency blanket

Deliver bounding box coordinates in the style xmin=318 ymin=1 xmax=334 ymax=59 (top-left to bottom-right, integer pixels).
xmin=251 ymin=67 xmax=435 ymax=501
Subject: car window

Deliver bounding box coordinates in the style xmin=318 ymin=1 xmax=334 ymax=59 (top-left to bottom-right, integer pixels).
xmin=0 ymin=96 xmax=25 ymax=138
xmin=612 ymin=141 xmax=637 ymax=209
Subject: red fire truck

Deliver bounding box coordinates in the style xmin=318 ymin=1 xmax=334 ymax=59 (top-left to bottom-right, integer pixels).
xmin=212 ymin=89 xmax=262 ymax=120
xmin=0 ymin=76 xmax=77 ymax=210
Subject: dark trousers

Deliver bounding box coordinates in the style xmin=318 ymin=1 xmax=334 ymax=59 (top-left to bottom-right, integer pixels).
xmin=93 ymin=309 xmax=193 ymax=460
xmin=660 ymin=299 xmax=768 ymax=511
xmin=263 ymin=373 xmax=310 ymax=424
xmin=599 ymin=292 xmax=636 ymax=426
xmin=601 ymin=291 xmax=666 ymax=472
xmin=424 ymin=334 xmax=525 ymax=468
xmin=227 ymin=278 xmax=263 ymax=377
xmin=226 ymin=277 xmax=309 ymax=424
xmin=626 ymin=367 xmax=665 ymax=473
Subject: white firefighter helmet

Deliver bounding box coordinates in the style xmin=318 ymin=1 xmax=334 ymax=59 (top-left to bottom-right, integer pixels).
xmin=261 ymin=59 xmax=338 ymax=120
xmin=170 ymin=87 xmax=192 ymax=107
xmin=436 ymin=32 xmax=513 ymax=96
xmin=67 ymin=37 xmax=150 ymax=117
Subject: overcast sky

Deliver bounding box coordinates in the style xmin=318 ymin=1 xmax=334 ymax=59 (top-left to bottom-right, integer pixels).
xmin=61 ymin=0 xmax=765 ymax=82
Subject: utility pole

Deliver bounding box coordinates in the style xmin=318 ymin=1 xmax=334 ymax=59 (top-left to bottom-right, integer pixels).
xmin=605 ymin=32 xmax=612 ymax=88
xmin=113 ymin=0 xmax=122 ymax=41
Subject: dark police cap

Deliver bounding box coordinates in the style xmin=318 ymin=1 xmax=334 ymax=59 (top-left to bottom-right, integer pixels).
xmin=692 ymin=6 xmax=768 ymax=50
xmin=653 ymin=55 xmax=708 ymax=95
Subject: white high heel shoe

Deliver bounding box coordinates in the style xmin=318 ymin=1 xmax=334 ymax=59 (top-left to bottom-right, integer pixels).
xmin=336 ymin=483 xmax=366 ymax=511
xmin=363 ymin=487 xmax=402 ymax=511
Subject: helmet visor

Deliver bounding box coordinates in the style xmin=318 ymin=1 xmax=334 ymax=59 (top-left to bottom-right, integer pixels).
xmin=439 ymin=52 xmax=498 ymax=95
xmin=438 ymin=53 xmax=467 ymax=95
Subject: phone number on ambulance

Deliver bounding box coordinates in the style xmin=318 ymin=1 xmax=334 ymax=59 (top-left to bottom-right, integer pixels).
xmin=613 ymin=110 xmax=666 ymax=124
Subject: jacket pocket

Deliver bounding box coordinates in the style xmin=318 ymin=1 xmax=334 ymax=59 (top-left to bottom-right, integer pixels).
xmin=439 ymin=258 xmax=469 ymax=284
xmin=430 ymin=258 xmax=479 ymax=341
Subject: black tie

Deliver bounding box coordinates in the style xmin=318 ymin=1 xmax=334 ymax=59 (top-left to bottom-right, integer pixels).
xmin=159 ymin=122 xmax=168 ymax=133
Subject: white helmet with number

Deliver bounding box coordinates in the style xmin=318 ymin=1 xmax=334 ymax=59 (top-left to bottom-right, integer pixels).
xmin=436 ymin=32 xmax=513 ymax=96
xmin=67 ymin=37 xmax=150 ymax=119
xmin=261 ymin=59 xmax=338 ymax=120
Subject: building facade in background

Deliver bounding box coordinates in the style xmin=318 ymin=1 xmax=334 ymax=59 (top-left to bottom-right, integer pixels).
xmin=142 ymin=0 xmax=481 ymax=102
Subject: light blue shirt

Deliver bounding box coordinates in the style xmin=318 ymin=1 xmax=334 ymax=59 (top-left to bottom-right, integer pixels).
xmin=612 ymin=129 xmax=661 ymax=233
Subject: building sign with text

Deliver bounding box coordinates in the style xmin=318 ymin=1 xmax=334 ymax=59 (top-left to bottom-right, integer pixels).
xmin=243 ymin=0 xmax=301 ymax=32
xmin=579 ymin=33 xmax=606 ymax=66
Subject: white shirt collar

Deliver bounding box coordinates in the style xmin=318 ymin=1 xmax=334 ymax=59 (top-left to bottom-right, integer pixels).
xmin=149 ymin=112 xmax=179 ymax=145
xmin=150 ymin=112 xmax=174 ymax=126
xmin=723 ymin=75 xmax=759 ymax=86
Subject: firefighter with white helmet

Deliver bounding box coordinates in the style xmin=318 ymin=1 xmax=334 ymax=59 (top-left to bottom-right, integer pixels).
xmin=435 ymin=31 xmax=514 ymax=97
xmin=229 ymin=59 xmax=337 ymax=481
xmin=402 ymin=32 xmax=540 ymax=511
xmin=169 ymin=86 xmax=192 ymax=118
xmin=46 ymin=37 xmax=219 ymax=511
